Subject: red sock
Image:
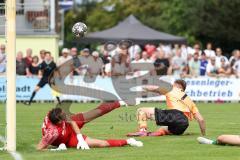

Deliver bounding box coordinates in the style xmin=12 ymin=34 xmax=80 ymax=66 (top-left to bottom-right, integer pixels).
xmin=106 ymin=139 xmax=127 ymax=147
xmin=97 ymin=101 xmax=120 ymax=114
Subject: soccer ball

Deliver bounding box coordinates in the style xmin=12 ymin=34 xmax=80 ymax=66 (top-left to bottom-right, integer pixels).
xmin=72 ymin=22 xmax=88 ymax=37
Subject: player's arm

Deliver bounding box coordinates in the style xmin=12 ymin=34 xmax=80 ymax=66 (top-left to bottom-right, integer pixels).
xmin=67 ymin=117 xmax=90 ymax=150
xmin=36 ymin=139 xmax=49 ymax=151
xmin=194 ymin=111 xmax=206 ymax=136
xmin=142 ymin=80 xmax=173 ymax=95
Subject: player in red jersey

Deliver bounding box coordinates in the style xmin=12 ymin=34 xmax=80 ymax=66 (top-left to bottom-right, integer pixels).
xmin=37 ymin=101 xmax=143 ymax=150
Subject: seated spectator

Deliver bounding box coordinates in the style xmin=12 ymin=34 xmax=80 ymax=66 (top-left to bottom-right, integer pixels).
xmin=57 ymin=48 xmax=72 ymax=66
xmin=204 ymin=42 xmax=216 ymax=58
xmin=111 ymin=50 xmax=130 ymax=76
xmin=38 ymin=49 xmax=46 ymax=64
xmin=217 ymin=57 xmax=231 ymax=77
xmin=0 ymin=44 xmax=6 ymax=73
xmin=139 ymin=51 xmax=152 ymax=63
xmin=180 ymin=64 xmax=191 ymax=78
xmin=200 ymin=52 xmax=208 ymax=76
xmin=70 ymin=47 xmax=81 ymax=75
xmin=206 ymin=57 xmax=218 ymax=77
xmin=215 ymin=47 xmax=228 ymax=68
xmin=28 ymin=56 xmax=40 ymax=76
xmin=189 ymin=52 xmax=200 ymax=77
xmin=170 ymin=49 xmax=185 ymax=75
xmin=154 ymin=50 xmax=170 ymax=75
xmin=25 ymin=48 xmax=33 ymax=67
xmin=16 ymin=51 xmax=28 ymax=75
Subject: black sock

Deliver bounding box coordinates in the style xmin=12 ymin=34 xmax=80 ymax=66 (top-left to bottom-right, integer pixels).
xmin=56 ymin=96 xmax=61 ymax=104
xmin=29 ymin=91 xmax=36 ymax=104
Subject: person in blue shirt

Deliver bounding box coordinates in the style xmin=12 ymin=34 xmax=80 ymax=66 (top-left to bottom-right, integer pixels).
xmin=200 ymin=52 xmax=208 ymax=76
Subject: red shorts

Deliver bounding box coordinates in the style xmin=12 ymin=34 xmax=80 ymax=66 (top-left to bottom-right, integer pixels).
xmin=71 ymin=113 xmax=86 ymax=129
xmin=67 ymin=113 xmax=88 ymax=147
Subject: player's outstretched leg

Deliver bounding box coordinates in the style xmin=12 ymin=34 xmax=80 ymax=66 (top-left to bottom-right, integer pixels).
xmin=85 ymin=137 xmax=143 ymax=148
xmin=24 ymin=86 xmax=40 ymax=105
xmin=197 ymin=135 xmax=240 ymax=146
xmin=82 ymin=101 xmax=121 ymax=123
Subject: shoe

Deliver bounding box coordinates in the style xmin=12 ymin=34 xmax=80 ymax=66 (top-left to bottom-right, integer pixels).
xmin=127 ymin=131 xmax=148 ymax=137
xmin=127 ymin=138 xmax=143 ymax=147
xmin=197 ymin=137 xmax=213 ymax=144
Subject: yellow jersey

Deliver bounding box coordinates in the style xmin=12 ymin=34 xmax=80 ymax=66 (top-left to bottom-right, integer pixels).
xmin=165 ymin=87 xmax=199 ymax=120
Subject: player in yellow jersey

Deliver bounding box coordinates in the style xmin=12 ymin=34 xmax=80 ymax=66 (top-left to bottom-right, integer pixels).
xmin=127 ymin=79 xmax=206 ymax=137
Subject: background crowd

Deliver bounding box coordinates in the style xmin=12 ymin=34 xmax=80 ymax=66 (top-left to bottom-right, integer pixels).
xmin=0 ymin=42 xmax=239 ymax=78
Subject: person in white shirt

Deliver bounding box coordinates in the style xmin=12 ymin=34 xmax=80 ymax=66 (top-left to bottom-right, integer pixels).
xmin=189 ymin=52 xmax=200 ymax=76
xmin=171 ymin=49 xmax=186 ymax=75
xmin=206 ymin=57 xmax=218 ymax=77
xmin=229 ymin=49 xmax=240 ymax=65
xmin=139 ymin=51 xmax=152 ymax=63
xmin=233 ymin=59 xmax=240 ymax=77
xmin=215 ymin=47 xmax=228 ymax=68
xmin=0 ymin=44 xmax=6 ymax=73
xmin=57 ymin=48 xmax=72 ymax=66
xmin=204 ymin=42 xmax=216 ymax=58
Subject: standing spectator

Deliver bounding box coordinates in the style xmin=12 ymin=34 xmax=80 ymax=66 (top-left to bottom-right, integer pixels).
xmin=131 ymin=53 xmax=141 ymax=63
xmin=0 ymin=44 xmax=6 ymax=73
xmin=200 ymin=52 xmax=208 ymax=76
xmin=180 ymin=44 xmax=188 ymax=61
xmin=217 ymin=57 xmax=231 ymax=77
xmin=154 ymin=50 xmax=170 ymax=75
xmin=206 ymin=57 xmax=218 ymax=77
xmin=25 ymin=48 xmax=33 ymax=67
xmin=38 ymin=49 xmax=46 ymax=64
xmin=204 ymin=42 xmax=216 ymax=58
xmin=57 ymin=48 xmax=72 ymax=66
xmin=111 ymin=49 xmax=130 ymax=76
xmin=79 ymin=48 xmax=92 ymax=66
xmin=16 ymin=51 xmax=28 ymax=75
xmin=215 ymin=47 xmax=228 ymax=68
xmin=90 ymin=51 xmax=104 ymax=76
xmin=233 ymin=58 xmax=240 ymax=77
xmin=70 ymin=47 xmax=81 ymax=75
xmin=229 ymin=49 xmax=240 ymax=65
xmin=128 ymin=44 xmax=141 ymax=60
xmin=171 ymin=49 xmax=185 ymax=75
xmin=189 ymin=53 xmax=200 ymax=76
xmin=28 ymin=56 xmax=40 ymax=76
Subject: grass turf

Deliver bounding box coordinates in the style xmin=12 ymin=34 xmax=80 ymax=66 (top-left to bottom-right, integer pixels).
xmin=0 ymin=102 xmax=240 ymax=160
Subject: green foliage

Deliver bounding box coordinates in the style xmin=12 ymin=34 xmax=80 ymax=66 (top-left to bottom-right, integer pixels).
xmin=64 ymin=0 xmax=240 ymax=52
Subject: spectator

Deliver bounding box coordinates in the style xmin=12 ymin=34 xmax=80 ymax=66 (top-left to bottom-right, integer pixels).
xmin=154 ymin=50 xmax=170 ymax=75
xmin=0 ymin=44 xmax=6 ymax=73
xmin=200 ymin=52 xmax=208 ymax=76
xmin=57 ymin=48 xmax=72 ymax=66
xmin=38 ymin=49 xmax=46 ymax=64
xmin=206 ymin=57 xmax=218 ymax=77
xmin=25 ymin=48 xmax=33 ymax=67
xmin=190 ymin=43 xmax=202 ymax=55
xmin=111 ymin=49 xmax=130 ymax=76
xmin=131 ymin=52 xmax=141 ymax=63
xmin=217 ymin=57 xmax=231 ymax=77
xmin=181 ymin=64 xmax=191 ymax=78
xmin=16 ymin=51 xmax=28 ymax=75
xmin=90 ymin=51 xmax=104 ymax=76
xmin=204 ymin=42 xmax=216 ymax=58
xmin=79 ymin=48 xmax=92 ymax=66
xmin=70 ymin=47 xmax=81 ymax=75
xmin=229 ymin=49 xmax=240 ymax=65
xmin=139 ymin=51 xmax=152 ymax=63
xmin=233 ymin=58 xmax=240 ymax=77
xmin=215 ymin=47 xmax=228 ymax=68
xmin=28 ymin=56 xmax=40 ymax=76
xmin=189 ymin=52 xmax=200 ymax=76
xmin=180 ymin=44 xmax=188 ymax=61
xmin=171 ymin=49 xmax=185 ymax=75
xmin=101 ymin=50 xmax=111 ymax=65
xmin=128 ymin=44 xmax=141 ymax=60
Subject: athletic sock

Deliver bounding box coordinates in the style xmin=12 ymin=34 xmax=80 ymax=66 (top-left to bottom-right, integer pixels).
xmin=106 ymin=139 xmax=127 ymax=147
xmin=97 ymin=101 xmax=120 ymax=115
xmin=56 ymin=96 xmax=61 ymax=104
xmin=29 ymin=91 xmax=36 ymax=104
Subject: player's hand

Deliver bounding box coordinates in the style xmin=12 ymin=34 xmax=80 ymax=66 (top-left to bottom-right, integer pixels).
xmin=77 ymin=134 xmax=90 ymax=150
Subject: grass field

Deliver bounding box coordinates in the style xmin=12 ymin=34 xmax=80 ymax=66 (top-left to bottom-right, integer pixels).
xmin=0 ymin=102 xmax=240 ymax=160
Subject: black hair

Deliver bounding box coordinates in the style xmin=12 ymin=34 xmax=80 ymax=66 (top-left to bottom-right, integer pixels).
xmin=48 ymin=108 xmax=63 ymax=124
xmin=174 ymin=79 xmax=187 ymax=91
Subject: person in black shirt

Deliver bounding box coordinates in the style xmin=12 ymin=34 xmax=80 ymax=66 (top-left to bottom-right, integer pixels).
xmin=24 ymin=51 xmax=61 ymax=105
xmin=153 ymin=50 xmax=170 ymax=75
xmin=28 ymin=56 xmax=40 ymax=75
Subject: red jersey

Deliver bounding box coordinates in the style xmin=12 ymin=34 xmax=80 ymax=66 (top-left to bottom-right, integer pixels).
xmin=41 ymin=115 xmax=86 ymax=148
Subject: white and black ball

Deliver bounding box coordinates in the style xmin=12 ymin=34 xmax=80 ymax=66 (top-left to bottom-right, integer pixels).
xmin=72 ymin=22 xmax=88 ymax=37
